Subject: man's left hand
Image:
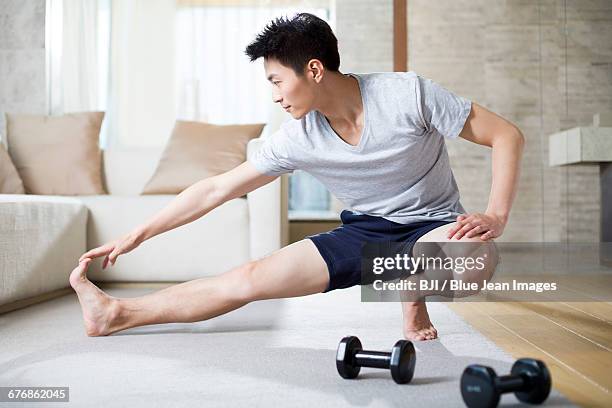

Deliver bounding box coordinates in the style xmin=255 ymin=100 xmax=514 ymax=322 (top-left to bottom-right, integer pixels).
xmin=446 ymin=213 xmax=506 ymax=241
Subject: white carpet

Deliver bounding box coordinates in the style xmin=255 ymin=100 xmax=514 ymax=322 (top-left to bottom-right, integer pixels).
xmin=0 ymin=286 xmax=575 ymax=407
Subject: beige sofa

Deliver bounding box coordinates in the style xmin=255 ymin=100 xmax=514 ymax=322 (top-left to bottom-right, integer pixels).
xmin=0 ymin=138 xmax=289 ymax=308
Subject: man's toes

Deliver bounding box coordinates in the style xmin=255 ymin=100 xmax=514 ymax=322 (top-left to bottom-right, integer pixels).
xmin=85 ymin=325 xmax=104 ymax=337
xmin=404 ymin=331 xmax=426 ymax=341
xmin=70 ymin=258 xmax=91 ymax=287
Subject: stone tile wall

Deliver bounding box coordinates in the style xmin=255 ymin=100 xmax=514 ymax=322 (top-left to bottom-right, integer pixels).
xmin=0 ymin=0 xmax=46 ymax=146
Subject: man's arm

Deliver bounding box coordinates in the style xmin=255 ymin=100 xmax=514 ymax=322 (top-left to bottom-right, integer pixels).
xmin=447 ymin=102 xmax=525 ymax=240
xmin=133 ymin=161 xmax=278 ymax=242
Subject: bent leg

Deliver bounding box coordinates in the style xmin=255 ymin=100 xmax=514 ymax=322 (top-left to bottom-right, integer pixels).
xmin=400 ymin=221 xmax=499 ymax=340
xmin=70 ymin=239 xmax=329 ymax=336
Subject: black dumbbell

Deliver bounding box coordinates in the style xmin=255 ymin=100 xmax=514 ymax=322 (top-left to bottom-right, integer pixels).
xmin=336 ymin=336 xmax=416 ymax=384
xmin=461 ymin=358 xmax=551 ymax=408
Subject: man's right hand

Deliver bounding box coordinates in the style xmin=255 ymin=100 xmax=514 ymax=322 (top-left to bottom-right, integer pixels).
xmin=78 ymin=231 xmax=143 ymax=269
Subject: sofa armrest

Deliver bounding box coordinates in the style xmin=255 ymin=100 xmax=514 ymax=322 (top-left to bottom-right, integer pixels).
xmin=0 ymin=195 xmax=87 ymax=308
xmin=246 ymin=138 xmax=289 ymax=260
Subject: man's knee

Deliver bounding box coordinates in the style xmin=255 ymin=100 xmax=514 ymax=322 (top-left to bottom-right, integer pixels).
xmin=416 ymin=235 xmax=500 ymax=292
xmin=443 ymin=235 xmax=499 ymax=278
xmin=444 ymin=239 xmax=499 ymax=300
xmin=416 ymin=230 xmax=499 ymax=266
xmin=225 ymin=260 xmax=261 ymax=303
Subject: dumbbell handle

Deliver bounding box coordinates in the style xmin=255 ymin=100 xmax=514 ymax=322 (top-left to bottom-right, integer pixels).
xmin=354 ymin=350 xmax=391 ymax=369
xmin=495 ymin=374 xmax=528 ymax=393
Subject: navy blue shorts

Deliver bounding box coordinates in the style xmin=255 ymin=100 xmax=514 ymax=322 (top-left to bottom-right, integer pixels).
xmin=308 ymin=210 xmax=455 ymax=293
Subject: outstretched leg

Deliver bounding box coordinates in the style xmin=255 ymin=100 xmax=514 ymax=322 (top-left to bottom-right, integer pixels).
xmin=70 ymin=239 xmax=329 ymax=336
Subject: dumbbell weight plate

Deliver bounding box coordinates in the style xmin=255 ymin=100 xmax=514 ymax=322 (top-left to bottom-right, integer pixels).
xmin=511 ymin=358 xmax=551 ymax=405
xmin=460 ymin=365 xmax=500 ymax=408
xmin=389 ymin=340 xmax=416 ymax=384
xmin=336 ymin=336 xmax=362 ymax=379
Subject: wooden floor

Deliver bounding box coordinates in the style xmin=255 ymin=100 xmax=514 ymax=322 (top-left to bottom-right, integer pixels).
xmin=448 ymin=301 xmax=612 ymax=408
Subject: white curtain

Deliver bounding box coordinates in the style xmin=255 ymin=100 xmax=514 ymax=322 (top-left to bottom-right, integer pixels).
xmin=107 ymin=0 xmax=177 ymax=149
xmin=47 ymin=0 xmax=110 ymax=112
xmin=175 ymin=5 xmax=329 ymax=136
xmin=47 ymin=0 xmax=110 ymax=142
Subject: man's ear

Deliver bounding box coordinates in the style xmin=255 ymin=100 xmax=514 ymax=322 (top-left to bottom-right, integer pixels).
xmin=306 ymin=59 xmax=325 ymax=82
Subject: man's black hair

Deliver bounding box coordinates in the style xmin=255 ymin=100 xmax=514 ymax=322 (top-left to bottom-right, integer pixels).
xmin=244 ymin=12 xmax=340 ymax=76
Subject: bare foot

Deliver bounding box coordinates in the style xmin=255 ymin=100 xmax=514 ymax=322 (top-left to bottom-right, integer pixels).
xmin=402 ymin=301 xmax=438 ymax=341
xmin=69 ymin=258 xmax=121 ymax=336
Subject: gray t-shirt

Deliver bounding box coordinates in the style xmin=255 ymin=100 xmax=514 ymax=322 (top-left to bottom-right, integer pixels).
xmin=248 ymin=71 xmax=472 ymax=225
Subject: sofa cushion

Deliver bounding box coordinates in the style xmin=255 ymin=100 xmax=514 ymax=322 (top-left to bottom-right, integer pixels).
xmin=0 ymin=143 xmax=25 ymax=194
xmin=141 ymin=121 xmax=264 ymax=194
xmin=6 ymin=112 xmax=106 ymax=195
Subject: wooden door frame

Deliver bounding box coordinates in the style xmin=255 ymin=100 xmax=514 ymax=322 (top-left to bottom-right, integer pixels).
xmin=393 ymin=0 xmax=407 ymax=71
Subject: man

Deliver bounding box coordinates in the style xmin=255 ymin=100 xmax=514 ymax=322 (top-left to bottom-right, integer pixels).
xmin=71 ymin=13 xmax=523 ymax=340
